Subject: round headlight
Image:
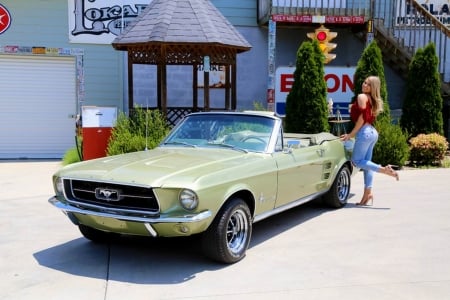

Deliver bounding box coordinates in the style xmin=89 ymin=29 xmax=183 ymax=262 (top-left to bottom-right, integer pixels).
xmin=55 ymin=177 xmax=64 ymax=195
xmin=179 ymin=189 xmax=198 ymax=210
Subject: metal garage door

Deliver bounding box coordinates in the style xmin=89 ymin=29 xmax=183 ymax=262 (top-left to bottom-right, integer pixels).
xmin=0 ymin=55 xmax=76 ymax=159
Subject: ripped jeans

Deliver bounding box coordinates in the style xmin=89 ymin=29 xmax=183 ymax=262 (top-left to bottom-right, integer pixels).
xmin=351 ymin=124 xmax=381 ymax=189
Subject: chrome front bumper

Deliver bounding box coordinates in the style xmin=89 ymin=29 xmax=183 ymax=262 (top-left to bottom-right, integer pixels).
xmin=48 ymin=196 xmax=212 ymax=237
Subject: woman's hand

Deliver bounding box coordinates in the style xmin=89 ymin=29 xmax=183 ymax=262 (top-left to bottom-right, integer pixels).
xmin=341 ymin=133 xmax=351 ymax=141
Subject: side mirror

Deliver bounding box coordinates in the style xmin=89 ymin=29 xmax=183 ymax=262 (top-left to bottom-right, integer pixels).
xmin=283 ymin=140 xmax=299 ymax=154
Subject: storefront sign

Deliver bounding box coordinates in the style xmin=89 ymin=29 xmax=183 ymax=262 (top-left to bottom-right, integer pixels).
xmin=197 ymin=65 xmax=227 ymax=88
xmin=396 ymin=0 xmax=450 ymax=26
xmin=68 ymin=0 xmax=149 ymax=44
xmin=275 ymin=66 xmax=355 ymax=116
xmin=0 ymin=4 xmax=12 ymax=34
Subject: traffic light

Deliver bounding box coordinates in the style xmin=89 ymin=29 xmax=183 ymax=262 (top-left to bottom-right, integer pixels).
xmin=307 ymin=25 xmax=337 ymax=64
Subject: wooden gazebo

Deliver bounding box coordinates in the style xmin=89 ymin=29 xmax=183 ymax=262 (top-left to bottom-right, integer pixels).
xmin=112 ymin=0 xmax=252 ymax=125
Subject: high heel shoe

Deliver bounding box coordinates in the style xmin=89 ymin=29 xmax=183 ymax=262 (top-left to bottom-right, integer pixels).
xmin=357 ymin=195 xmax=374 ymax=206
xmin=386 ymin=165 xmax=399 ymax=181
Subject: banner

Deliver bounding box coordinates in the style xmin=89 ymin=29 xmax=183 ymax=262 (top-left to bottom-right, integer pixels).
xmin=68 ymin=0 xmax=149 ymax=44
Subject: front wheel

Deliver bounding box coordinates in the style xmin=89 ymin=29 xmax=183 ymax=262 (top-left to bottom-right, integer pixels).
xmin=202 ymin=198 xmax=252 ymax=264
xmin=323 ymin=165 xmax=351 ymax=208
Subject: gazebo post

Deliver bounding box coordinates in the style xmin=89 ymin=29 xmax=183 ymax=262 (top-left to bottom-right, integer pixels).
xmin=127 ymin=53 xmax=134 ymax=109
xmin=157 ymin=64 xmax=162 ymax=110
xmin=231 ymin=62 xmax=237 ymax=110
xmin=193 ymin=65 xmax=198 ymax=111
xmin=225 ymin=65 xmax=231 ymax=110
xmin=161 ymin=64 xmax=167 ymax=116
xmin=203 ymin=70 xmax=210 ymax=111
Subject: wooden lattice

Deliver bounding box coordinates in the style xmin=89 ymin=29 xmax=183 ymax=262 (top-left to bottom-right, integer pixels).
xmin=127 ymin=43 xmax=237 ymax=65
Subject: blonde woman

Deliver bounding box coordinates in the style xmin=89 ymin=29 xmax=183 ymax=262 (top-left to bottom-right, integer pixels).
xmin=341 ymin=76 xmax=399 ymax=206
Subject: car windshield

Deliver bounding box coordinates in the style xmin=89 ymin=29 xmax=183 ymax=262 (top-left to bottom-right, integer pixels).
xmin=162 ymin=113 xmax=276 ymax=153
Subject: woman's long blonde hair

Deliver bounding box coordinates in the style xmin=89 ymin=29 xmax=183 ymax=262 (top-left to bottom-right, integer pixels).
xmin=367 ymin=76 xmax=383 ymax=116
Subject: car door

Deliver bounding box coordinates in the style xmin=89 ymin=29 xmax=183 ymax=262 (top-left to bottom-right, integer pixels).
xmin=273 ymin=142 xmax=327 ymax=208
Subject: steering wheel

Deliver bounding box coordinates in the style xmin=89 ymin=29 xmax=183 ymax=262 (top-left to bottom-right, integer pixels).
xmin=241 ymin=136 xmax=266 ymax=143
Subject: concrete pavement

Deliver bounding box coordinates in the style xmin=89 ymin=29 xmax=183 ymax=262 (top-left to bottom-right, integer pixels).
xmin=1 ymin=160 xmax=450 ymax=300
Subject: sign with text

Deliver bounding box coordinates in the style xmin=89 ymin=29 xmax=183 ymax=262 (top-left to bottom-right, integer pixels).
xmin=68 ymin=0 xmax=149 ymax=44
xmin=396 ymin=0 xmax=450 ymax=27
xmin=197 ymin=65 xmax=227 ymax=88
xmin=275 ymin=66 xmax=355 ymax=116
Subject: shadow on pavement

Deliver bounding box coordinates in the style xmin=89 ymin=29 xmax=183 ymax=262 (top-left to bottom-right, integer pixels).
xmin=33 ymin=195 xmax=357 ymax=284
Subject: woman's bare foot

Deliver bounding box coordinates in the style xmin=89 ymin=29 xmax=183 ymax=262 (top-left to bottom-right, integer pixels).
xmin=386 ymin=165 xmax=399 ymax=181
xmin=380 ymin=165 xmax=399 ymax=181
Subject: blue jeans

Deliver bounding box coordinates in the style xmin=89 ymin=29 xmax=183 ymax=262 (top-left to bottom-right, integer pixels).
xmin=352 ymin=124 xmax=381 ymax=189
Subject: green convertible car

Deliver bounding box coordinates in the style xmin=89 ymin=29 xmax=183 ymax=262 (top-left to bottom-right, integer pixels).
xmin=49 ymin=111 xmax=354 ymax=263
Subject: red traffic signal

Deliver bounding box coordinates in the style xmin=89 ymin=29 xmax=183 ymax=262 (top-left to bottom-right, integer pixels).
xmin=316 ymin=31 xmax=327 ymax=42
xmin=307 ymin=25 xmax=338 ymax=64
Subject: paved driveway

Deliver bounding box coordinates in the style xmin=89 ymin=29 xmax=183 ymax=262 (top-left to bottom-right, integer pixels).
xmin=1 ymin=161 xmax=450 ymax=300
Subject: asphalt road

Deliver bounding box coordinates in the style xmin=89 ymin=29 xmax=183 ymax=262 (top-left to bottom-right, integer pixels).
xmin=1 ymin=161 xmax=450 ymax=300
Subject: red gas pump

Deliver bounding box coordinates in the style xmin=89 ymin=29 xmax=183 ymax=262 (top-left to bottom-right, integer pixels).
xmin=81 ymin=106 xmax=117 ymax=160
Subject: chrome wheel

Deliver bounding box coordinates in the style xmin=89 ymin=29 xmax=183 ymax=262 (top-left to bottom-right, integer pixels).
xmin=226 ymin=209 xmax=250 ymax=255
xmin=324 ymin=165 xmax=351 ymax=208
xmin=336 ymin=166 xmax=351 ymax=201
xmin=202 ymin=198 xmax=252 ymax=263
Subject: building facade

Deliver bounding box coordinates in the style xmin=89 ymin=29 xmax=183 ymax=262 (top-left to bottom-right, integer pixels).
xmin=0 ymin=0 xmax=406 ymax=159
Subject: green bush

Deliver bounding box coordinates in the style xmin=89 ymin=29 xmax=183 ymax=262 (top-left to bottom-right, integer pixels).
xmin=62 ymin=147 xmax=82 ymax=165
xmin=409 ymin=133 xmax=449 ymax=166
xmin=107 ymin=108 xmax=169 ymax=156
xmin=373 ymin=119 xmax=410 ymax=168
xmin=252 ymin=101 xmax=268 ymax=111
xmin=62 ymin=136 xmax=83 ymax=165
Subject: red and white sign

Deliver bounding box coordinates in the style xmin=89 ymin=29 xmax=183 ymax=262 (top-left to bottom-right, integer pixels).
xmin=0 ymin=4 xmax=12 ymax=34
xmin=275 ymin=66 xmax=355 ymax=116
xmin=272 ymin=14 xmax=365 ymax=24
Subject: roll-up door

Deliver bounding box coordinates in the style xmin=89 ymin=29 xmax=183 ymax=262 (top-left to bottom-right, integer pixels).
xmin=0 ymin=55 xmax=76 ymax=159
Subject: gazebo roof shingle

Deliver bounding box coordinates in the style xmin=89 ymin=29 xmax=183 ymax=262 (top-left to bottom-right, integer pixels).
xmin=112 ymin=0 xmax=252 ymax=52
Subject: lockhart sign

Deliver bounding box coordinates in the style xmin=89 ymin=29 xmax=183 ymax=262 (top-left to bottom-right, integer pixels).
xmin=69 ymin=0 xmax=149 ymax=44
xmin=275 ymin=66 xmax=355 ymax=117
xmin=0 ymin=4 xmax=12 ymax=34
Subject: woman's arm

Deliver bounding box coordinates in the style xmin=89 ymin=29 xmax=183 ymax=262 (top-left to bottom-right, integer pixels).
xmin=342 ymin=114 xmax=364 ymax=140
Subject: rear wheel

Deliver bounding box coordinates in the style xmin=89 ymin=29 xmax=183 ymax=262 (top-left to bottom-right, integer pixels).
xmin=202 ymin=198 xmax=252 ymax=264
xmin=323 ymin=165 xmax=351 ymax=208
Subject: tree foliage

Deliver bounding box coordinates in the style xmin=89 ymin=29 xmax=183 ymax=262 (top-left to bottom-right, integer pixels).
xmin=353 ymin=41 xmax=390 ymax=120
xmin=400 ymin=43 xmax=444 ymax=137
xmin=107 ymin=108 xmax=169 ymax=155
xmin=284 ymin=40 xmax=329 ymax=133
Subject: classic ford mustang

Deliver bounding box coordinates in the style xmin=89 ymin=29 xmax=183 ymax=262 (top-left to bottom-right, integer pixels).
xmin=49 ymin=111 xmax=354 ymax=263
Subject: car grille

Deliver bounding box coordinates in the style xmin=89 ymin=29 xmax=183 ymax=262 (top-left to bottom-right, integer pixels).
xmin=63 ymin=179 xmax=159 ymax=215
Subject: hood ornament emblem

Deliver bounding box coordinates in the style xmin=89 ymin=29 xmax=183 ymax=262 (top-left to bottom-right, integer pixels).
xmin=95 ymin=188 xmax=121 ymax=201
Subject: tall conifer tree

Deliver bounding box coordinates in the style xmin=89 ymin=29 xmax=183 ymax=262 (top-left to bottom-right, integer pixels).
xmin=353 ymin=41 xmax=390 ymax=120
xmin=400 ymin=43 xmax=444 ymax=136
xmin=284 ymin=40 xmax=329 ymax=133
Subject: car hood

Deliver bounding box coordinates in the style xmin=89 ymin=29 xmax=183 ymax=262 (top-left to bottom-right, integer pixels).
xmin=56 ymin=147 xmax=264 ymax=187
